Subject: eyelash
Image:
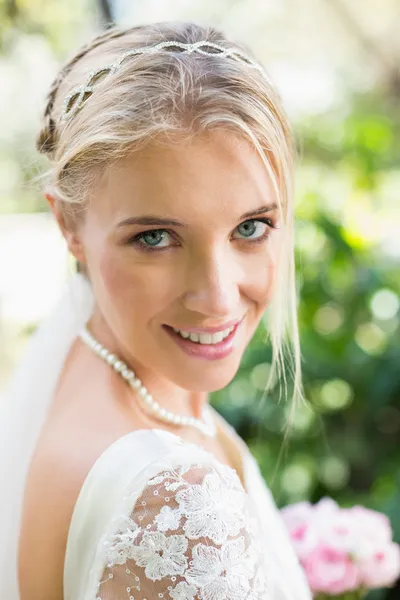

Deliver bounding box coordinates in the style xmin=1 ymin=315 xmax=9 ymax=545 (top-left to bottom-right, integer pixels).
xmin=127 ymin=218 xmax=278 ymax=253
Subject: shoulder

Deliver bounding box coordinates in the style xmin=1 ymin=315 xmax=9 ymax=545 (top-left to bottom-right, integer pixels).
xmin=18 ymin=424 xmax=107 ymax=600
xmin=18 ymin=424 xmax=160 ymax=600
xmin=66 ymin=446 xmax=261 ymax=600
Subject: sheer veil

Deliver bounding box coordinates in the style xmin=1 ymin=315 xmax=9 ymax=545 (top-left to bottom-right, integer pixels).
xmin=0 ymin=272 xmax=94 ymax=598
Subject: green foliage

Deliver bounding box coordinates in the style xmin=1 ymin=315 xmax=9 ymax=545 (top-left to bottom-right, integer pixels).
xmin=212 ymin=92 xmax=400 ymax=599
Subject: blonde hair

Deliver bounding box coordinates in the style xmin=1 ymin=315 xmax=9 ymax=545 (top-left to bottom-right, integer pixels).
xmin=36 ymin=20 xmax=304 ymax=431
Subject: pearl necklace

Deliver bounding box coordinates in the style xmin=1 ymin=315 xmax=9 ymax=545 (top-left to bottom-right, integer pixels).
xmin=79 ymin=326 xmax=217 ymax=438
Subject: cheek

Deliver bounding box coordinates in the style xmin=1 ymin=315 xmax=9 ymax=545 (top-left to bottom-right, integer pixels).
xmin=84 ymin=239 xmax=143 ymax=323
xmin=245 ymin=244 xmax=278 ymax=309
xmin=95 ymin=248 xmax=175 ymax=321
xmin=100 ymin=253 xmax=134 ymax=297
xmin=257 ymin=258 xmax=276 ymax=309
xmin=98 ymin=252 xmax=145 ymax=314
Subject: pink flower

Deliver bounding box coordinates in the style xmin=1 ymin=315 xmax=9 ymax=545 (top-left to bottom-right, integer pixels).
xmin=351 ymin=506 xmax=392 ymax=547
xmin=317 ymin=508 xmax=359 ymax=554
xmin=280 ymin=501 xmax=314 ymax=529
xmin=312 ymin=498 xmax=359 ymax=555
xmin=303 ymin=544 xmax=361 ymax=595
xmin=314 ymin=497 xmax=340 ymax=518
xmin=280 ymin=501 xmax=319 ymax=559
xmin=280 ymin=498 xmax=400 ymax=594
xmin=358 ymin=543 xmax=400 ymax=589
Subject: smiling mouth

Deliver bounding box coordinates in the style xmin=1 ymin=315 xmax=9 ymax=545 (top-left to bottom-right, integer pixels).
xmin=164 ymin=316 xmax=245 ymax=338
xmin=170 ymin=325 xmax=235 ymax=345
xmin=162 ymin=319 xmax=244 ymax=361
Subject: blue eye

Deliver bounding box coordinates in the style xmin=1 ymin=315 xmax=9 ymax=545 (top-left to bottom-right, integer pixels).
xmin=233 ymin=218 xmax=275 ymax=241
xmin=133 ymin=229 xmax=174 ymax=250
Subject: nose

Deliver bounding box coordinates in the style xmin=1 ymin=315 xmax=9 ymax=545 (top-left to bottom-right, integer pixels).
xmin=181 ymin=247 xmax=241 ymax=319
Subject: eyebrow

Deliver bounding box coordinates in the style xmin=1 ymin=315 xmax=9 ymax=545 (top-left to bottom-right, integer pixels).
xmin=117 ymin=203 xmax=278 ymax=228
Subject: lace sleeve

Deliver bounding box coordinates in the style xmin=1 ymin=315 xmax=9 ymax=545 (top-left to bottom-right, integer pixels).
xmin=94 ymin=460 xmax=269 ymax=600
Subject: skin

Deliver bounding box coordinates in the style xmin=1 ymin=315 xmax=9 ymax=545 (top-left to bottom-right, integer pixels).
xmin=48 ymin=128 xmax=283 ymax=421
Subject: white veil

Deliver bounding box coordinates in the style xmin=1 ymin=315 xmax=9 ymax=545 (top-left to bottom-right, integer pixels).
xmin=0 ymin=272 xmax=94 ymax=598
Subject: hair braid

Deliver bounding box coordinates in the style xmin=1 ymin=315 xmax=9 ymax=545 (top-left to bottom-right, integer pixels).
xmin=36 ymin=27 xmax=133 ymax=158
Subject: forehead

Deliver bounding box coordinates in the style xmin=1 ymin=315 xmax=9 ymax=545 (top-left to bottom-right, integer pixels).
xmin=92 ymin=129 xmax=277 ymax=224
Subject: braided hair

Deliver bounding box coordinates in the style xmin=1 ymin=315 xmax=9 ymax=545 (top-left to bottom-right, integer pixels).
xmin=36 ymin=26 xmax=131 ymax=158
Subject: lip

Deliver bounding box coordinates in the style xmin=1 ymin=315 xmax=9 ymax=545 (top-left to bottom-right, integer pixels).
xmin=163 ymin=319 xmax=243 ymax=361
xmin=167 ymin=316 xmax=245 ymax=334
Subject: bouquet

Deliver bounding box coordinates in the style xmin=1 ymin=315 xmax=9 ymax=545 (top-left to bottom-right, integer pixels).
xmin=281 ymin=497 xmax=400 ymax=599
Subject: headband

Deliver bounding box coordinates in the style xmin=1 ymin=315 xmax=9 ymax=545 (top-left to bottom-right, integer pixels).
xmin=59 ymin=40 xmax=268 ymax=123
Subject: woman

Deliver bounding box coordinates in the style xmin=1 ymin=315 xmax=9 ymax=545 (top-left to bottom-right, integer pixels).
xmin=0 ymin=21 xmax=311 ymax=600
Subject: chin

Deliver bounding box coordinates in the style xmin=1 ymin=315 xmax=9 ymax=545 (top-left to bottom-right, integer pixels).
xmin=170 ymin=362 xmax=241 ymax=393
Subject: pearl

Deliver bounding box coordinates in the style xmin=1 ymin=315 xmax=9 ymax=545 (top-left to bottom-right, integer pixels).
xmin=138 ymin=386 xmax=148 ymax=398
xmin=106 ymin=354 xmax=117 ymax=365
xmin=78 ymin=325 xmax=216 ymax=438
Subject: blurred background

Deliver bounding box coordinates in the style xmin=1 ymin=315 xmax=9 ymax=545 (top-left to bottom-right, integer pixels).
xmin=0 ymin=1 xmax=399 ymax=597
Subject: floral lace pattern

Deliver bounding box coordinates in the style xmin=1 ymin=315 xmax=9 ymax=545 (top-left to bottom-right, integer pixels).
xmin=95 ymin=461 xmax=269 ymax=600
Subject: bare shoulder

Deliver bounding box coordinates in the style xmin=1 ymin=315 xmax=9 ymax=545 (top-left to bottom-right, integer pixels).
xmin=17 ymin=338 xmax=156 ymax=600
xmin=18 ymin=404 xmax=152 ymax=600
xmin=17 ymin=409 xmax=136 ymax=600
xmin=18 ymin=422 xmax=95 ymax=600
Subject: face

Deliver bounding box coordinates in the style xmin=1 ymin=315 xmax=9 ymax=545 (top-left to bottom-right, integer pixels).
xmin=71 ymin=129 xmax=283 ymax=393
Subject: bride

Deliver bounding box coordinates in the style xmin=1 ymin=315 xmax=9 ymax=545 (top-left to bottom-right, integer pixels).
xmin=0 ymin=20 xmax=311 ymax=600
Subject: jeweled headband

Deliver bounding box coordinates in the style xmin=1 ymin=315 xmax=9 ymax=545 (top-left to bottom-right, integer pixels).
xmin=59 ymin=40 xmax=269 ymax=124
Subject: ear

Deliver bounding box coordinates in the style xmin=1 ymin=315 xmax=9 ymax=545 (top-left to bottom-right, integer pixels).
xmin=45 ymin=188 xmax=86 ymax=265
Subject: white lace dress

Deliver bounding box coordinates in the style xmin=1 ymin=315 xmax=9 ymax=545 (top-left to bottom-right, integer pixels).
xmin=64 ymin=419 xmax=312 ymax=600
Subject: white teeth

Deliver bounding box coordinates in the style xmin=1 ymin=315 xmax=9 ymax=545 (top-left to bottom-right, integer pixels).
xmin=199 ymin=333 xmax=212 ymax=344
xmin=172 ymin=325 xmax=235 ymax=344
xmin=212 ymin=331 xmax=225 ymax=343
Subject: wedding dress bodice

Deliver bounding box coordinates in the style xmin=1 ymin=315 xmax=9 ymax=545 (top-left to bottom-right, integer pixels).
xmin=64 ymin=423 xmax=312 ymax=600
